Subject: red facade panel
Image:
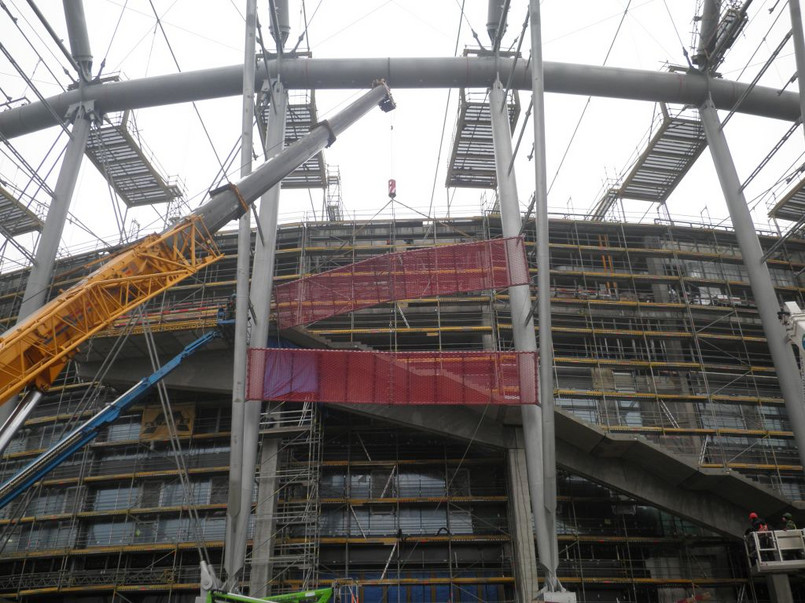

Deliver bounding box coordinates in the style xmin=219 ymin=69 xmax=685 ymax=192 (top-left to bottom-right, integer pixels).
xmin=274 ymin=237 xmax=529 ymax=329
xmin=247 ymin=348 xmax=538 ymax=406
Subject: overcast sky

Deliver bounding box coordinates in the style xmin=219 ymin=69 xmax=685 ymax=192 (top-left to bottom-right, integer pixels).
xmin=0 ymin=0 xmax=803 ymax=267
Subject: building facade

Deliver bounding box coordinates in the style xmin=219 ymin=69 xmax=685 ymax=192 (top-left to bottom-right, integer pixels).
xmin=0 ymin=215 xmax=802 ymax=602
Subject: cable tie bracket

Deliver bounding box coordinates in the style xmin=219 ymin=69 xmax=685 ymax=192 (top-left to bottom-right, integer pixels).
xmin=316 ymin=119 xmax=337 ymax=148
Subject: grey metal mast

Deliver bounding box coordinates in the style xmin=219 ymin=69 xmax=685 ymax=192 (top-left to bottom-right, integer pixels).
xmin=529 ymin=0 xmax=561 ymax=592
xmin=224 ymin=0 xmax=258 ymax=587
xmin=698 ymin=97 xmax=805 ymax=471
xmin=0 ymin=0 xmax=95 ymax=443
xmin=789 ymin=0 xmax=805 ymax=138
xmin=490 ymin=80 xmax=551 ymax=589
xmin=247 ymin=79 xmax=288 ymax=597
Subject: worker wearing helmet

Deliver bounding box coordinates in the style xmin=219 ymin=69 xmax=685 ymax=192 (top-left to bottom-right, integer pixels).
xmin=782 ymin=512 xmax=797 ymax=531
xmin=748 ymin=512 xmax=768 ymax=533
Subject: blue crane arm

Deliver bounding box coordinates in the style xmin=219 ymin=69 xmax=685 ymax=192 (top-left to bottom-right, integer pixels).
xmin=0 ymin=330 xmax=220 ymax=510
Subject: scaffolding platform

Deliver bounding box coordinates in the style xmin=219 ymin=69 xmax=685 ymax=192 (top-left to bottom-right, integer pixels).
xmin=258 ymin=90 xmax=326 ymax=189
xmin=85 ymin=112 xmax=183 ymax=207
xmin=0 ymin=183 xmax=41 ymax=236
xmin=768 ymin=174 xmax=805 ymax=222
xmin=590 ymin=106 xmax=707 ymax=218
xmin=446 ymin=53 xmax=520 ymax=189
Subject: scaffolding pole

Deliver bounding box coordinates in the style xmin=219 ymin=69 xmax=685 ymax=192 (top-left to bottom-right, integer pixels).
xmin=699 ymin=96 xmax=805 ymax=473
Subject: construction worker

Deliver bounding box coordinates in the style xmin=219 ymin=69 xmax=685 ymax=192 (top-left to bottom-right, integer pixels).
xmin=748 ymin=511 xmax=768 ymax=533
xmin=782 ymin=512 xmax=797 ymax=531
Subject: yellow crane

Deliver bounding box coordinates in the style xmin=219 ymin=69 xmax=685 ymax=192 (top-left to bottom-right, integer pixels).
xmin=0 ymin=82 xmax=394 ymax=410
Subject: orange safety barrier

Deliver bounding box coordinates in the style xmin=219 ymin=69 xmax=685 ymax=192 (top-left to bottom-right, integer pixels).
xmin=247 ymin=348 xmax=538 ymax=405
xmin=273 ymin=237 xmax=529 ymax=328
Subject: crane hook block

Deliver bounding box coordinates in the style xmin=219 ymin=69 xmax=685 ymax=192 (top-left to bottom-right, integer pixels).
xmin=372 ymin=78 xmax=397 ymax=113
xmin=388 ymin=179 xmax=397 ymax=199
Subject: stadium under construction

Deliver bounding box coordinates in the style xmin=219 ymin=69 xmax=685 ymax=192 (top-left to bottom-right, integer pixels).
xmin=4 ymin=1 xmax=805 ymax=603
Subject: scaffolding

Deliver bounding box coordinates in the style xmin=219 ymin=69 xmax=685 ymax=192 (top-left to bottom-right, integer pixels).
xmin=0 ymin=215 xmax=802 ymax=601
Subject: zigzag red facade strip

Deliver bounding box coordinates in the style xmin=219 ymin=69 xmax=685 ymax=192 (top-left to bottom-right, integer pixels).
xmin=273 ymin=237 xmax=529 ymax=329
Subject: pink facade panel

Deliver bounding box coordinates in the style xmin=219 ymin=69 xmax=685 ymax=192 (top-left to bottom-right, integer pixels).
xmin=247 ymin=348 xmax=538 ymax=406
xmin=274 ymin=237 xmax=529 ymax=329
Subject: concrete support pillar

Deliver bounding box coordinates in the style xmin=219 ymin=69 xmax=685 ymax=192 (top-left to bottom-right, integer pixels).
xmin=699 ymin=97 xmax=805 ymax=472
xmin=507 ymin=433 xmax=539 ymax=603
xmin=767 ymin=573 xmax=795 ymax=603
xmin=248 ymin=436 xmax=280 ymax=596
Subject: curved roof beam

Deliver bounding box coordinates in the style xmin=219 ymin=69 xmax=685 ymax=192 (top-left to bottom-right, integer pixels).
xmin=0 ymin=56 xmax=799 ymax=139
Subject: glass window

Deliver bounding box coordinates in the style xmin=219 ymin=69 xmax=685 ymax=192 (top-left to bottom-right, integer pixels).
xmin=106 ymin=418 xmax=141 ymax=442
xmin=160 ymin=481 xmax=211 ymax=506
xmin=87 ymin=521 xmax=134 ymax=546
xmin=93 ymin=485 xmax=139 ymax=511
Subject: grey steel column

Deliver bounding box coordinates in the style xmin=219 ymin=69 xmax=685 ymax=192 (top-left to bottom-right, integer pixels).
xmin=224 ymin=0 xmax=258 ymax=587
xmin=16 ymin=110 xmax=90 ymax=320
xmin=789 ymin=0 xmax=805 ymax=138
xmin=694 ymin=0 xmax=720 ymax=68
xmin=529 ymin=0 xmax=560 ymax=588
xmin=244 ymin=79 xmax=288 ymax=598
xmin=490 ymin=80 xmax=553 ymax=587
xmin=699 ymin=96 xmax=805 ymax=470
xmin=63 ymin=0 xmax=93 ymax=79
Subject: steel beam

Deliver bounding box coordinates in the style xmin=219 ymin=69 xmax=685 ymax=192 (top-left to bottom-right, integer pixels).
xmin=529 ymin=1 xmax=562 ymax=593
xmin=63 ymin=0 xmax=92 ymax=79
xmin=699 ymin=96 xmax=805 ymax=472
xmin=1 ymin=58 xmax=803 ymax=140
xmin=789 ymin=0 xmax=805 ymax=138
xmin=490 ymin=80 xmax=552 ymax=586
xmin=243 ymin=79 xmax=288 ymax=598
xmin=224 ymin=0 xmax=258 ymax=587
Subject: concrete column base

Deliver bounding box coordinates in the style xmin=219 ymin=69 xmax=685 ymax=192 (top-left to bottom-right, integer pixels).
xmin=507 ymin=433 xmax=539 ymax=602
xmin=766 ymin=573 xmax=794 ymax=603
xmin=247 ymin=437 xmax=280 ymax=596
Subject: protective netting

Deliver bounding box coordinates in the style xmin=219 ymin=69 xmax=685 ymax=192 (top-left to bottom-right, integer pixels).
xmin=274 ymin=237 xmax=529 ymax=329
xmin=248 ymin=348 xmax=538 ymax=405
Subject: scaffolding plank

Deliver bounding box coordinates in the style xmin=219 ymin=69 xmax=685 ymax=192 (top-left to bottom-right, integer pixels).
xmin=85 ymin=116 xmax=183 ymax=208
xmin=258 ymin=91 xmax=326 ymax=189
xmin=446 ymin=88 xmax=520 ymax=189
xmin=0 ymin=184 xmax=41 ymax=236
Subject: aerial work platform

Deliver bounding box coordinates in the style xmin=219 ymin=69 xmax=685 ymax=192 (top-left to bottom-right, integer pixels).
xmin=589 ymin=105 xmax=707 ymax=220
xmin=745 ymin=529 xmax=805 ymax=574
xmin=85 ymin=112 xmax=183 ymax=207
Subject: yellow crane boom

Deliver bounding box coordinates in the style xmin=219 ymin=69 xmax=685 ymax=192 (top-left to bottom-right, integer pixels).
xmin=0 ymin=217 xmax=219 ymax=403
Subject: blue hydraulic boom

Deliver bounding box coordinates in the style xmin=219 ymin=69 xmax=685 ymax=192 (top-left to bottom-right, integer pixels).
xmin=0 ymin=329 xmax=220 ymax=510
